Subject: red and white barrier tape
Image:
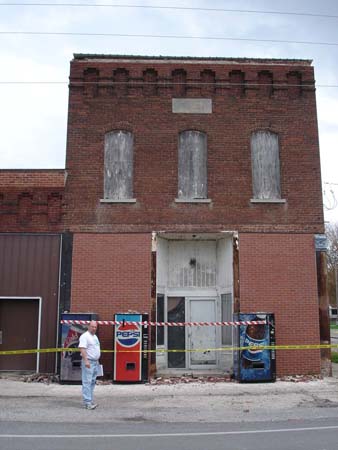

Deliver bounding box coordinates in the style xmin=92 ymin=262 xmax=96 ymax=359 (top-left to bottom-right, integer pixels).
xmin=60 ymin=320 xmax=266 ymax=327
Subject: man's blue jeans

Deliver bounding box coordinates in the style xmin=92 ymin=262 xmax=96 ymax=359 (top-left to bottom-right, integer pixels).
xmin=81 ymin=360 xmax=98 ymax=405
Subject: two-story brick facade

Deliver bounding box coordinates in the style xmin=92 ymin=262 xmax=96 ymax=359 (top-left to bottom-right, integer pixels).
xmin=0 ymin=55 xmax=328 ymax=377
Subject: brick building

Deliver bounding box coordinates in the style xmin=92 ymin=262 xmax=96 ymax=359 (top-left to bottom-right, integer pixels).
xmin=0 ymin=55 xmax=329 ymax=377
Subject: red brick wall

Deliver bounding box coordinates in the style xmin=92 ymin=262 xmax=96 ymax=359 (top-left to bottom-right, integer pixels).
xmin=70 ymin=233 xmax=152 ymax=372
xmin=65 ymin=57 xmax=324 ymax=235
xmin=239 ymin=233 xmax=320 ymax=376
xmin=0 ymin=170 xmax=65 ymax=188
xmin=0 ymin=170 xmax=65 ymax=231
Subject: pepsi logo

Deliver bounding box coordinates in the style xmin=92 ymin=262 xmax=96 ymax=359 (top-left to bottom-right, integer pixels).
xmin=116 ymin=323 xmax=141 ymax=348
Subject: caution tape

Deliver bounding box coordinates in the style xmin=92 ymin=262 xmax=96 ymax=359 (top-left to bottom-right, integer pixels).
xmin=60 ymin=320 xmax=267 ymax=327
xmin=1 ymin=343 xmax=338 ymax=356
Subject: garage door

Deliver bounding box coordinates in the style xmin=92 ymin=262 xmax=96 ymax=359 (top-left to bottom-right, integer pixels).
xmin=0 ymin=298 xmax=39 ymax=371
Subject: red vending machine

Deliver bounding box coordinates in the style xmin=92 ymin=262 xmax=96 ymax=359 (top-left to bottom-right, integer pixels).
xmin=113 ymin=313 xmax=149 ymax=382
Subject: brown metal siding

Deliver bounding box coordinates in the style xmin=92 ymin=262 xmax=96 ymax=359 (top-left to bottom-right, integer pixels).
xmin=0 ymin=234 xmax=61 ymax=372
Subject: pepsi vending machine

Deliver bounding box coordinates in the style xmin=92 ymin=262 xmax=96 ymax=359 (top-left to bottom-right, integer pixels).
xmin=113 ymin=313 xmax=149 ymax=382
xmin=233 ymin=313 xmax=276 ymax=382
xmin=60 ymin=312 xmax=98 ymax=383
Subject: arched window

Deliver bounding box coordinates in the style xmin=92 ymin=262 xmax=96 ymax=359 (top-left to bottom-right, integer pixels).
xmin=104 ymin=130 xmax=133 ymax=200
xmin=178 ymin=130 xmax=207 ymax=200
xmin=251 ymin=130 xmax=281 ymax=200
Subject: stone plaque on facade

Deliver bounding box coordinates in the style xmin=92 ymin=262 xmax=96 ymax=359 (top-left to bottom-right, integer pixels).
xmin=172 ymin=98 xmax=212 ymax=114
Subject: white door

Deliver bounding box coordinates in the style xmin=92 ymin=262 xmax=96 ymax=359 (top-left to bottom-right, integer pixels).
xmin=188 ymin=298 xmax=217 ymax=368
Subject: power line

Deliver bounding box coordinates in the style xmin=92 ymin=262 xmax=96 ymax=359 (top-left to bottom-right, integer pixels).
xmin=1 ymin=30 xmax=338 ymax=47
xmin=1 ymin=3 xmax=338 ymax=21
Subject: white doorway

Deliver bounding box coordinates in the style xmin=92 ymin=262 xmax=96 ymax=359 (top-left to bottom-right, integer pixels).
xmin=155 ymin=233 xmax=234 ymax=374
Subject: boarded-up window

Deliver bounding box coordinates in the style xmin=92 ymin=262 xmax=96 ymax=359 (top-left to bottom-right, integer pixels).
xmin=104 ymin=130 xmax=133 ymax=200
xmin=251 ymin=131 xmax=281 ymax=200
xmin=178 ymin=130 xmax=207 ymax=199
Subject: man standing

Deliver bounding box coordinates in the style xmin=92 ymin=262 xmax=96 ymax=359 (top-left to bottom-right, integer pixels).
xmin=78 ymin=320 xmax=101 ymax=410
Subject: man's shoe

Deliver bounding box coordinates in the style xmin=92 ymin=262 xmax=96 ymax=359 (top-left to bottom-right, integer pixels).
xmin=84 ymin=403 xmax=98 ymax=410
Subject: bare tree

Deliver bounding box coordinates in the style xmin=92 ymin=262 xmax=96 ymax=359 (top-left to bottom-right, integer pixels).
xmin=325 ymin=223 xmax=338 ymax=307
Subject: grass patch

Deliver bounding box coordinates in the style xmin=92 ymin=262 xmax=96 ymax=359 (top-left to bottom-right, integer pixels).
xmin=330 ymin=324 xmax=338 ymax=330
xmin=332 ymin=353 xmax=338 ymax=364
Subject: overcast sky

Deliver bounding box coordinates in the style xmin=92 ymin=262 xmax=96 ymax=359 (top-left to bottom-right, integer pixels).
xmin=0 ymin=0 xmax=337 ymax=222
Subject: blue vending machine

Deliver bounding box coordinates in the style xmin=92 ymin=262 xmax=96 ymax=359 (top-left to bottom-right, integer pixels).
xmin=233 ymin=313 xmax=276 ymax=382
xmin=60 ymin=312 xmax=98 ymax=383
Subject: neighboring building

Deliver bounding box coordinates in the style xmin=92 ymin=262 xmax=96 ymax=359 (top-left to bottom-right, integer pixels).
xmin=0 ymin=55 xmax=329 ymax=377
xmin=329 ymin=305 xmax=337 ymax=324
xmin=0 ymin=170 xmax=64 ymax=373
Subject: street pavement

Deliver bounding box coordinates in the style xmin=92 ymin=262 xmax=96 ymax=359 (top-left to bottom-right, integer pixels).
xmin=1 ymin=365 xmax=338 ymax=449
xmin=1 ymin=370 xmax=338 ymax=424
xmin=1 ymin=419 xmax=338 ymax=450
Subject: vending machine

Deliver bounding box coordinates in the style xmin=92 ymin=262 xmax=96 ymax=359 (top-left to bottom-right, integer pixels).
xmin=113 ymin=313 xmax=149 ymax=382
xmin=233 ymin=313 xmax=276 ymax=382
xmin=60 ymin=312 xmax=98 ymax=383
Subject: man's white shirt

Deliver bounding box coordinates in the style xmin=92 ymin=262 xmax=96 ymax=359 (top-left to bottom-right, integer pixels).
xmin=78 ymin=331 xmax=101 ymax=360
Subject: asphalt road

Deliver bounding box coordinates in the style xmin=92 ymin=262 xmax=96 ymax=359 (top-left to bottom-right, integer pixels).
xmin=1 ymin=419 xmax=338 ymax=450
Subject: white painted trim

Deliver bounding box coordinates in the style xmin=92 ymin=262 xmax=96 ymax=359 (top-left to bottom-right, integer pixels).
xmin=250 ymin=198 xmax=286 ymax=203
xmin=166 ymin=288 xmax=217 ymax=297
xmin=156 ymin=231 xmax=235 ymax=241
xmin=100 ymin=198 xmax=136 ymax=203
xmin=0 ymin=296 xmax=42 ymax=373
xmin=175 ymin=198 xmax=211 ymax=203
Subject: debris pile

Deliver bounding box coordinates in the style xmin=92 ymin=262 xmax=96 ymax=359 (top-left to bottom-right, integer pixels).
xmin=277 ymin=374 xmax=323 ymax=383
xmin=96 ymin=378 xmax=113 ymax=385
xmin=149 ymin=374 xmax=233 ymax=385
xmin=21 ymin=373 xmax=60 ymax=384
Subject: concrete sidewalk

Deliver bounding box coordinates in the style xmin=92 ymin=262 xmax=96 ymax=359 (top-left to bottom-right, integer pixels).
xmin=1 ymin=366 xmax=338 ymax=424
